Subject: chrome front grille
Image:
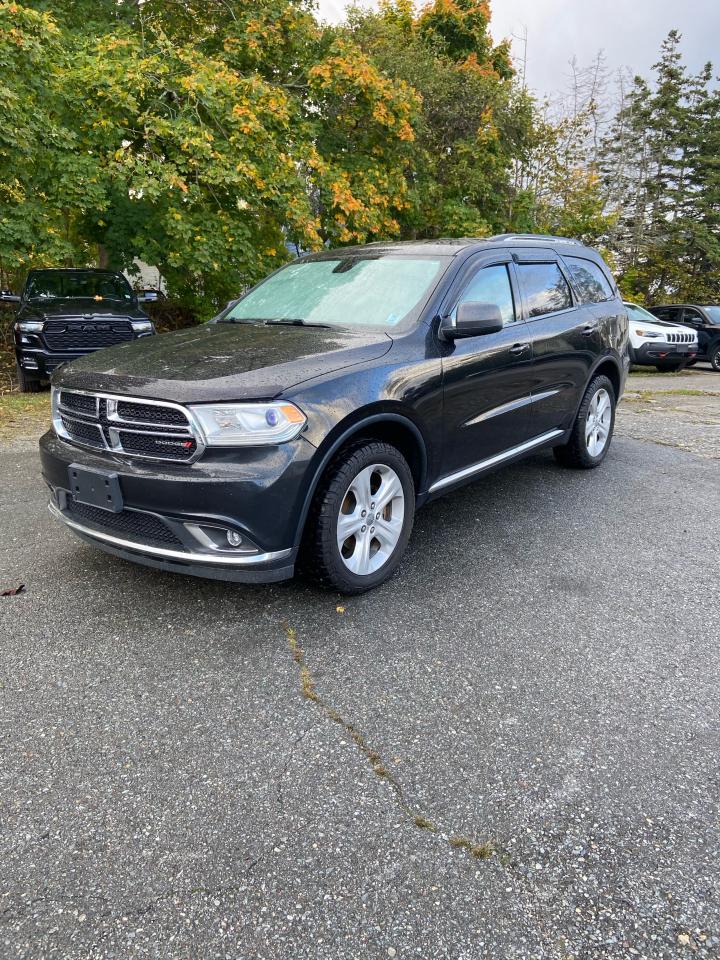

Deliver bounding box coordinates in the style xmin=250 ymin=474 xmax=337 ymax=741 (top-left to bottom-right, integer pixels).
xmin=53 ymin=389 xmax=203 ymax=462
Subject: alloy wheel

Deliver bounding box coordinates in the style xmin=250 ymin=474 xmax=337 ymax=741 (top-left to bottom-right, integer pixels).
xmin=585 ymin=387 xmax=612 ymax=457
xmin=337 ymin=463 xmax=405 ymax=576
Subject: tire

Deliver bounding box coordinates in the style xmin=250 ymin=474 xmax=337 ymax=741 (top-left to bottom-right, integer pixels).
xmin=655 ymin=362 xmax=684 ymax=373
xmin=710 ymin=342 xmax=720 ymax=372
xmin=553 ymin=374 xmax=616 ymax=470
xmin=302 ymin=440 xmax=415 ymax=594
xmin=16 ymin=361 xmax=41 ymax=393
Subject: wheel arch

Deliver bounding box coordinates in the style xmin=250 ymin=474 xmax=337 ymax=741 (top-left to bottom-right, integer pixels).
xmin=292 ymin=410 xmax=429 ymax=553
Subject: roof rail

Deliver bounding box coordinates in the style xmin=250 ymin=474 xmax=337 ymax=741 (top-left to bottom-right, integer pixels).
xmin=489 ymin=233 xmax=583 ymax=245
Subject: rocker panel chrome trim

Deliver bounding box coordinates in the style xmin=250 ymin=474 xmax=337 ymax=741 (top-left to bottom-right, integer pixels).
xmin=429 ymin=429 xmax=564 ymax=493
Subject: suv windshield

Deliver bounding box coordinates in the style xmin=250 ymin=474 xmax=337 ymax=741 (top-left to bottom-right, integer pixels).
xmin=703 ymin=306 xmax=720 ymax=324
xmin=221 ymin=256 xmax=446 ymax=331
xmin=25 ymin=270 xmax=134 ymax=304
xmin=626 ymin=303 xmax=659 ymax=322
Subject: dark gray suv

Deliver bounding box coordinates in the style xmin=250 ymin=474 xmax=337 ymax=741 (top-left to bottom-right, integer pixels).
xmin=41 ymin=234 xmax=629 ymax=593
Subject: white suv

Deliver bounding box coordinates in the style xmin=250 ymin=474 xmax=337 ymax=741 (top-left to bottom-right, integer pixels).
xmin=625 ymin=302 xmax=698 ymax=372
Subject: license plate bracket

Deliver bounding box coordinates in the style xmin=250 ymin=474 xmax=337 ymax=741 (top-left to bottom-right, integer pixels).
xmin=68 ymin=464 xmax=124 ymax=513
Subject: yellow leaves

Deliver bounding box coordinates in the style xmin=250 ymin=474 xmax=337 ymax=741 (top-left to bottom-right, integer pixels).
xmin=169 ymin=175 xmax=188 ymax=194
xmin=397 ymin=120 xmax=415 ymax=142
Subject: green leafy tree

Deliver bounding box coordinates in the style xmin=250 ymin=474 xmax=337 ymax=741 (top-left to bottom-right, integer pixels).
xmin=2 ymin=0 xmax=421 ymax=309
xmin=601 ymin=31 xmax=720 ymax=303
xmin=343 ymin=0 xmax=535 ymax=238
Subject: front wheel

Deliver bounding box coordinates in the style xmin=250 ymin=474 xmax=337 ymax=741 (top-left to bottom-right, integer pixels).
xmin=16 ymin=361 xmax=41 ymax=393
xmin=302 ymin=440 xmax=415 ymax=594
xmin=710 ymin=342 xmax=720 ymax=372
xmin=553 ymin=375 xmax=616 ymax=469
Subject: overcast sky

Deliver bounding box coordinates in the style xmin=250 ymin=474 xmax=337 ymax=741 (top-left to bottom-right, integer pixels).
xmin=317 ymin=0 xmax=720 ymax=99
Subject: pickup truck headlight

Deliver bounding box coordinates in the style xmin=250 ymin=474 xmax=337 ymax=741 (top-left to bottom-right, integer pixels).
xmin=16 ymin=320 xmax=44 ymax=333
xmin=632 ymin=328 xmax=663 ymax=339
xmin=188 ymin=401 xmax=306 ymax=446
xmin=131 ymin=320 xmax=154 ymax=334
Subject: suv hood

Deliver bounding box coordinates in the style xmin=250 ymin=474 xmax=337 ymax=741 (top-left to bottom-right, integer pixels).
xmin=632 ymin=318 xmax=696 ymax=336
xmin=52 ymin=322 xmax=393 ymax=402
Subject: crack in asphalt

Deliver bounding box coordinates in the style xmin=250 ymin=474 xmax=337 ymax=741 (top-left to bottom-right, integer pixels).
xmin=282 ymin=622 xmax=496 ymax=863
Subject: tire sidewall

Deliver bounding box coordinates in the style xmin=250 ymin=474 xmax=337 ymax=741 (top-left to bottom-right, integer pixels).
xmin=578 ymin=376 xmax=616 ymax=467
xmin=317 ymin=443 xmax=415 ymax=593
xmin=710 ymin=342 xmax=720 ymax=372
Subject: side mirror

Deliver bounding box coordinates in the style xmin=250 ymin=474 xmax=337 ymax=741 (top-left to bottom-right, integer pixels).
xmin=442 ymin=301 xmax=504 ymax=339
xmin=138 ymin=289 xmax=163 ymax=303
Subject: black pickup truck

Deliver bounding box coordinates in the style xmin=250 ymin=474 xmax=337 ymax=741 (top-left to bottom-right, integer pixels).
xmin=4 ymin=268 xmax=155 ymax=392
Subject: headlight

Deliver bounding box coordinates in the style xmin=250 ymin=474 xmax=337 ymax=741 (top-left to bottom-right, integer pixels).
xmin=16 ymin=320 xmax=43 ymax=333
xmin=633 ymin=328 xmax=663 ymax=339
xmin=131 ymin=321 xmax=154 ymax=334
xmin=188 ymin=401 xmax=306 ymax=446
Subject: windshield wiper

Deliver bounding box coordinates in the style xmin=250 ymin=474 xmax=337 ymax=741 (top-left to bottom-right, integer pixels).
xmin=217 ymin=316 xmax=331 ymax=328
xmin=265 ymin=318 xmax=331 ymax=328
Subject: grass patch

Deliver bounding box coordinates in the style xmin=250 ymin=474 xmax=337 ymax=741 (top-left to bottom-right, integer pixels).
xmin=625 ymin=388 xmax=720 ymax=403
xmin=628 ymin=368 xmax=690 ymax=377
xmin=0 ymin=391 xmax=51 ymax=439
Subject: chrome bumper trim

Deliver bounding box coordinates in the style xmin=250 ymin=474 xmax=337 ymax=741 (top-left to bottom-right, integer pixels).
xmin=48 ymin=501 xmax=292 ymax=567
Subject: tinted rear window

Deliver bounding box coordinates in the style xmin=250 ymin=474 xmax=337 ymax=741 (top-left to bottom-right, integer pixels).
xmin=517 ymin=263 xmax=572 ymax=318
xmin=564 ymin=257 xmax=614 ymax=304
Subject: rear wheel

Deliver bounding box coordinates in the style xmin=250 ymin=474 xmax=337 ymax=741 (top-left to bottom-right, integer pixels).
xmin=16 ymin=360 xmax=41 ymax=393
xmin=710 ymin=342 xmax=720 ymax=372
xmin=553 ymin=375 xmax=616 ymax=470
xmin=302 ymin=440 xmax=415 ymax=594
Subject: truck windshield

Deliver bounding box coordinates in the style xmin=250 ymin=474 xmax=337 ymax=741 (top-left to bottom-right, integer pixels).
xmin=220 ymin=256 xmax=446 ymax=331
xmin=25 ymin=271 xmax=134 ymax=304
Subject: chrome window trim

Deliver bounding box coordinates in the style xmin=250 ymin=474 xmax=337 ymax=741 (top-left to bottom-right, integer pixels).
xmin=429 ymin=429 xmax=564 ymax=493
xmin=53 ymin=388 xmax=206 ymax=463
xmin=49 ymin=502 xmax=291 ymax=567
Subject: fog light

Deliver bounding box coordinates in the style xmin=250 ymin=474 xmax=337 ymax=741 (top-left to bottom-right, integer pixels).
xmin=226 ymin=530 xmax=243 ymax=547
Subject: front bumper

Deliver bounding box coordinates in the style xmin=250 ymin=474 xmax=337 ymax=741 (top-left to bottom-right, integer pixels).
xmin=629 ymin=342 xmax=697 ymax=365
xmin=40 ymin=430 xmax=317 ymax=583
xmin=16 ymin=347 xmax=80 ymax=378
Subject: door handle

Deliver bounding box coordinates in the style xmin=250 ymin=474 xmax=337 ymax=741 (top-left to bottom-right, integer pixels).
xmin=509 ymin=342 xmax=530 ymax=355
xmin=582 ymin=324 xmax=598 ymax=336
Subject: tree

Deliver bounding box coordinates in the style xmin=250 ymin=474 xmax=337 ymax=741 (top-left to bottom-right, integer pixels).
xmin=2 ymin=0 xmax=421 ymax=309
xmin=343 ymin=0 xmax=535 ymax=238
xmin=0 ymin=2 xmax=98 ymax=289
xmin=600 ymin=31 xmax=720 ymax=303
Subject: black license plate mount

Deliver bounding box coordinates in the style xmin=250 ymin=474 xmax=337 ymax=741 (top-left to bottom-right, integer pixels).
xmin=68 ymin=464 xmax=124 ymax=513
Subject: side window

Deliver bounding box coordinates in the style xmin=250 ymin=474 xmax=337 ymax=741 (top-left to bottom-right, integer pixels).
xmin=455 ymin=263 xmax=516 ymax=325
xmin=517 ymin=263 xmax=573 ymax=319
xmin=682 ymin=309 xmax=702 ymax=326
xmin=564 ymin=256 xmax=614 ymax=304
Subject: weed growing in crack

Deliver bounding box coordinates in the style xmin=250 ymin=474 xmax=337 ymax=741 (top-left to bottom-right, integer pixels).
xmin=283 ymin=622 xmax=496 ymax=864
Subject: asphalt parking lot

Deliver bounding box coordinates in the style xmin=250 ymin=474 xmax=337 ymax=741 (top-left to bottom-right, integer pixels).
xmin=1 ymin=371 xmax=719 ymax=959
